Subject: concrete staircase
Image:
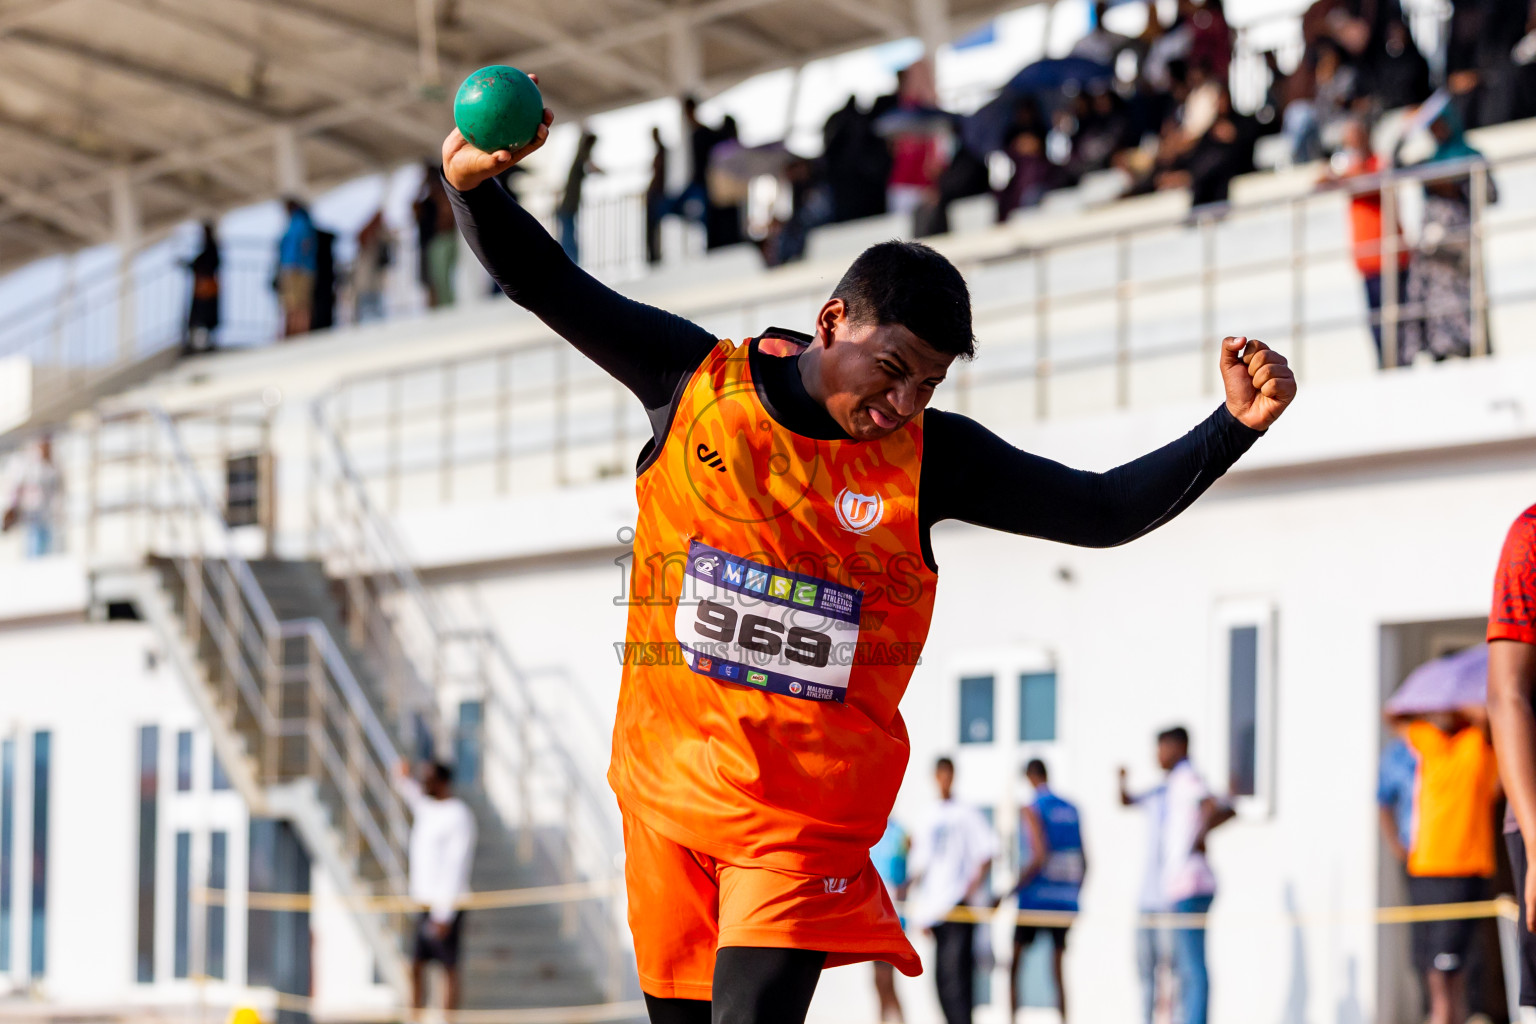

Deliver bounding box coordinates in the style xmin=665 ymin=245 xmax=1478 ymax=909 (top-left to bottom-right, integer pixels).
xmin=458 ymin=793 xmax=635 ymax=1013
xmin=234 ymin=561 xmax=635 ymax=1015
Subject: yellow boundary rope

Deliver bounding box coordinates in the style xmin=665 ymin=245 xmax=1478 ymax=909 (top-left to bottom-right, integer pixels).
xmin=201 ymin=884 xmax=1519 ymax=927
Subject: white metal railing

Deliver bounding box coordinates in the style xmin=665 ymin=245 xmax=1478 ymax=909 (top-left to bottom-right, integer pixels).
xmin=320 ymin=148 xmax=1536 ymax=512
xmin=308 ymin=402 xmax=630 ymax=998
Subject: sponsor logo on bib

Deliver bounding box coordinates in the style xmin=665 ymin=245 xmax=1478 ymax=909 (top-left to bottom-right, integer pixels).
xmin=835 ymin=488 xmax=884 ymax=535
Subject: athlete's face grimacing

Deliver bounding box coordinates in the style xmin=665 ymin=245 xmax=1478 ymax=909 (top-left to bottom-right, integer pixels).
xmin=805 ymin=298 xmax=955 ymax=441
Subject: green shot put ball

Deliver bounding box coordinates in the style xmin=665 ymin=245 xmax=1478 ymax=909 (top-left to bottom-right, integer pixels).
xmin=454 ymin=65 xmax=543 ymax=152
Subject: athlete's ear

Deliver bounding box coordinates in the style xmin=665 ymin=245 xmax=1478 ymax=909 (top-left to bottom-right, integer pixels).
xmin=815 ymin=298 xmax=846 ymax=347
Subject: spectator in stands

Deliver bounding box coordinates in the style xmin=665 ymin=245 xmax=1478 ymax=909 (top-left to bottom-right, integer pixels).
xmin=646 ymin=127 xmax=667 ymax=266
xmin=275 ymin=197 xmax=317 ymax=337
xmin=558 ymin=129 xmax=601 ymax=263
xmin=1401 ymin=101 xmax=1495 ymax=364
xmin=996 ymin=94 xmax=1052 ymax=220
xmin=683 ymin=97 xmax=716 ymax=219
xmin=352 ymin=210 xmax=392 ymax=325
xmin=1006 ymin=759 xmax=1085 ymax=1023
xmin=908 ymin=757 xmax=997 ymax=1024
xmin=418 ymin=170 xmax=459 ymax=308
xmin=312 ymin=226 xmax=338 ymax=331
xmin=1392 ymin=705 xmax=1499 ymax=1024
xmin=1121 ymin=726 xmax=1234 ymax=1024
xmin=762 ymin=156 xmax=830 ymax=267
xmin=1071 ymin=0 xmax=1139 ymax=66
xmin=1319 ymin=117 xmax=1410 ymax=366
xmin=1156 ymin=82 xmax=1258 ymax=205
xmin=704 ymin=115 xmax=745 ymax=250
xmin=1186 ymin=0 xmax=1233 ymax=81
xmin=1447 ymin=0 xmax=1536 ymax=129
xmin=1284 ymin=40 xmax=1359 ymax=162
xmin=1063 ymin=85 xmax=1141 ymax=186
xmin=3 ymin=436 xmax=61 ymax=558
xmin=1143 ymin=0 xmax=1229 ymax=90
xmin=414 ymin=160 xmax=441 ymax=303
xmin=870 ymin=818 xmax=910 ymax=1023
xmin=183 ymin=220 xmax=220 ymax=354
xmin=395 ymin=760 xmax=477 ymax=1016
xmin=823 ymin=96 xmax=892 ymax=223
xmin=884 ymin=59 xmax=947 ymax=219
xmin=1365 ymin=16 xmax=1431 ymax=112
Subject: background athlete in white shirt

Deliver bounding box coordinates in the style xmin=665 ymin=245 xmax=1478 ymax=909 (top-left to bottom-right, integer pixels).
xmin=907 ymin=757 xmax=998 ymax=1024
xmin=1120 ymin=727 xmax=1234 ymax=1024
xmin=396 ymin=760 xmax=478 ymax=1014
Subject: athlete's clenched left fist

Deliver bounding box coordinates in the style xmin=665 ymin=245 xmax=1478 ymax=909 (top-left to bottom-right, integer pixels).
xmin=1220 ymin=336 xmax=1296 ymax=431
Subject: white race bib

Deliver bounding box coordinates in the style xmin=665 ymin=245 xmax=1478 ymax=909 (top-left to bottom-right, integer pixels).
xmin=674 ymin=540 xmax=863 ymax=703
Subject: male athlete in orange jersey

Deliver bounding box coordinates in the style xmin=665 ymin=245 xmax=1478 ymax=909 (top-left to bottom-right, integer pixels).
xmin=441 ymin=89 xmax=1296 ymax=1024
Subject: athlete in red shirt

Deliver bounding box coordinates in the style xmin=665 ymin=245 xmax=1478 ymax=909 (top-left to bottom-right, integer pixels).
xmin=1488 ymin=504 xmax=1536 ymax=1010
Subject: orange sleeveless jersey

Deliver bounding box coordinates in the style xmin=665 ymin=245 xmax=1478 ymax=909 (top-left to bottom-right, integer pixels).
xmin=608 ymin=337 xmax=939 ymax=877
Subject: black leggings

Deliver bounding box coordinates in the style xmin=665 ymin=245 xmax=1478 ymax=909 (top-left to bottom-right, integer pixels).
xmin=643 ymin=946 xmax=827 ymax=1024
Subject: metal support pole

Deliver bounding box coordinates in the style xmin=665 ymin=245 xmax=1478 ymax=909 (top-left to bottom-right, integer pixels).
xmin=1115 ymin=233 xmax=1130 ymax=409
xmin=1470 ymin=162 xmax=1489 ymax=358
xmin=439 ymin=366 xmax=454 ymax=504
xmin=1289 ymin=200 xmax=1306 ymax=378
xmin=1381 ymin=177 xmax=1400 ymax=370
xmin=110 ymin=170 xmax=139 ymax=366
xmin=387 ymin=375 xmax=401 ymax=512
xmin=554 ymin=347 xmax=569 ymax=487
xmin=496 ymin=352 xmax=512 ymax=496
xmin=1200 ymin=215 xmax=1217 ymax=396
xmin=1033 ymin=254 xmax=1049 ymax=420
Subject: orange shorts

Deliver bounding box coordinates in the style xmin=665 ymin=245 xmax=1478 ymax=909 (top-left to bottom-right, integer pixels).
xmin=622 ymin=808 xmax=921 ymax=1000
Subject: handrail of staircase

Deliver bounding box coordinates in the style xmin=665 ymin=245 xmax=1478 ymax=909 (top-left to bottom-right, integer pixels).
xmin=308 ymin=399 xmax=620 ymax=849
xmin=281 ymin=617 xmax=410 ymax=827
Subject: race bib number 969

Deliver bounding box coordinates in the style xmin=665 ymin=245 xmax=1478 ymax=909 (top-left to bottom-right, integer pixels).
xmin=675 ymin=540 xmax=862 ymax=703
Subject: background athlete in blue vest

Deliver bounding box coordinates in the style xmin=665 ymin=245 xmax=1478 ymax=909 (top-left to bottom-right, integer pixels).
xmin=1005 ymin=759 xmax=1085 ymax=1021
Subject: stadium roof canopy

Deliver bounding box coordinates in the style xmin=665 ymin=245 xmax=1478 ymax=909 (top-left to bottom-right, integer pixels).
xmin=0 ymin=0 xmax=1024 ymax=271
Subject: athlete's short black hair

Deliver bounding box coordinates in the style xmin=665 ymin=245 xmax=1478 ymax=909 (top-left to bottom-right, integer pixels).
xmin=1157 ymin=726 xmax=1190 ymax=748
xmin=832 ymin=241 xmax=975 ymax=359
xmin=429 ymin=760 xmax=454 ymax=786
xmin=1025 ymin=758 xmax=1048 ymax=780
xmin=935 ymin=756 xmax=955 ymax=773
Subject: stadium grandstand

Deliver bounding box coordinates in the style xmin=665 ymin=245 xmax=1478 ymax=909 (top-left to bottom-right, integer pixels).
xmin=0 ymin=0 xmax=1535 ymax=1021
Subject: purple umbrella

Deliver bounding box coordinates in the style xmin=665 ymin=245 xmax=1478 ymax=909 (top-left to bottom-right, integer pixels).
xmin=1385 ymin=644 xmax=1488 ymax=716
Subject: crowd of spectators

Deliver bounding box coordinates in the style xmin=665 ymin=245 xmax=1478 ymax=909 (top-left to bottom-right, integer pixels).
xmin=685 ymin=0 xmax=1533 ymax=266
xmin=175 ymin=0 xmax=1533 ymax=353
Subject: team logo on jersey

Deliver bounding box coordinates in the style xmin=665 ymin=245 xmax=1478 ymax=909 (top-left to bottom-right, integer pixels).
xmin=822 ymin=876 xmax=849 ymax=894
xmin=695 ymin=443 xmax=728 ymax=473
xmin=834 ymin=487 xmax=884 ymax=535
xmin=788 ymin=681 xmax=803 ymax=695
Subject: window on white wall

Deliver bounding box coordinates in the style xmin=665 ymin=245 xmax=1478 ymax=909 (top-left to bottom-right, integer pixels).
xmin=1019 ymin=672 xmax=1057 ymax=742
xmin=959 ymin=676 xmax=995 ymax=744
xmin=1228 ymin=626 xmax=1259 ymax=797
xmin=1215 ymin=601 xmax=1276 ymax=815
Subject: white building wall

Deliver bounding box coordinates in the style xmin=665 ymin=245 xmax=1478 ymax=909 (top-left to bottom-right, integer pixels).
xmin=0 ymin=596 xmax=382 ymax=1013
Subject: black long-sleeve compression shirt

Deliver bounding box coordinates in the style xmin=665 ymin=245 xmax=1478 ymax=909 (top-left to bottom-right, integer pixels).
xmin=448 ymin=176 xmax=1263 ymax=568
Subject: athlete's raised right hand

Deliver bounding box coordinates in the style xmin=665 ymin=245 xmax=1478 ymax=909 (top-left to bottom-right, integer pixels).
xmin=441 ymin=75 xmax=553 ymax=193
